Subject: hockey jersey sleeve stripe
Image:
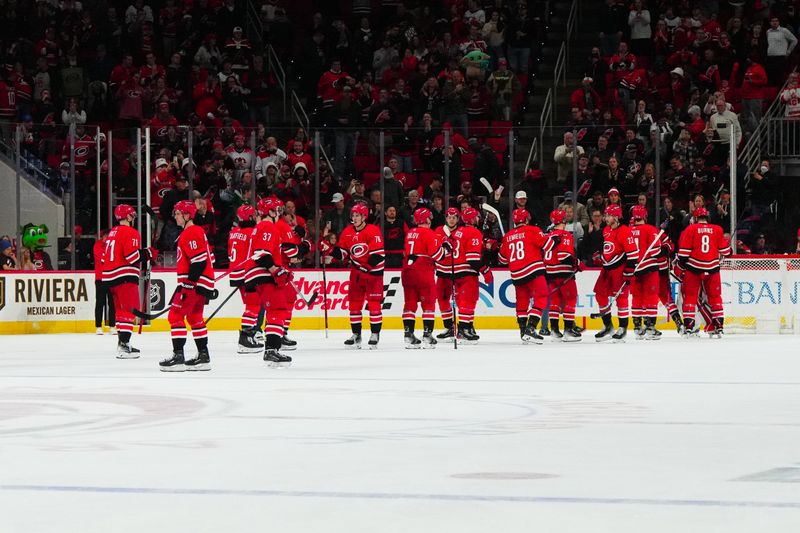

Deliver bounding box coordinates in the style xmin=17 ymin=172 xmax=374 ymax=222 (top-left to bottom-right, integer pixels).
xmin=190 ymin=252 xmax=209 ymax=263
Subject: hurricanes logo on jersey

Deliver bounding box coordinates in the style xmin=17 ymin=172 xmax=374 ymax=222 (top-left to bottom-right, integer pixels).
xmin=350 ymin=243 xmax=369 ymax=258
xmin=603 ymin=242 xmax=616 ymax=255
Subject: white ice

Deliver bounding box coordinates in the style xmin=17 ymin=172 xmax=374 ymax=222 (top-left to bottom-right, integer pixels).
xmin=1 ymin=330 xmax=799 ymax=532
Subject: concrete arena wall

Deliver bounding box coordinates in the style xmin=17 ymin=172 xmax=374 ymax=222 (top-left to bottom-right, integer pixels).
xmin=0 ymin=266 xmax=798 ymax=334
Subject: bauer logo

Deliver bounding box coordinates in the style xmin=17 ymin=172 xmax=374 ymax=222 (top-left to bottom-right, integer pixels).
xmin=0 ymin=276 xmax=5 ymax=311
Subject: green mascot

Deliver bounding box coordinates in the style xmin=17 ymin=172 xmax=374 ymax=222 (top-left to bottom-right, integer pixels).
xmin=21 ymin=223 xmax=53 ymax=271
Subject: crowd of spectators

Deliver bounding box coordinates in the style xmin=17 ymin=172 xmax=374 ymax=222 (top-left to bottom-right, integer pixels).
xmin=551 ymin=0 xmax=800 ymax=257
xmin=0 ymin=0 xmax=548 ymax=269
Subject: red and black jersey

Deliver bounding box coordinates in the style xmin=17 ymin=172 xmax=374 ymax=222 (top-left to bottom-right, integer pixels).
xmin=629 ymin=223 xmax=665 ymax=274
xmin=101 ymin=224 xmax=142 ymax=286
xmin=498 ymin=225 xmax=548 ymax=283
xmin=275 ymin=217 xmax=305 ymax=263
xmin=602 ymin=224 xmax=638 ymax=269
xmin=433 ymin=224 xmax=459 ymax=278
xmin=658 ymin=236 xmax=674 ymax=271
xmin=337 ymin=223 xmax=385 ymax=275
xmin=61 ymin=134 xmax=95 ymax=169
xmin=544 ymin=228 xmax=576 ymax=277
xmin=228 ymin=225 xmax=254 ymax=287
xmin=450 ymin=225 xmax=483 ymax=278
xmin=0 ymin=82 xmax=15 ymax=118
xmin=678 ymin=222 xmax=731 ymax=273
xmin=403 ymin=226 xmax=444 ymax=273
xmin=176 ymin=224 xmax=215 ymax=293
xmin=245 ymin=219 xmax=283 ymax=286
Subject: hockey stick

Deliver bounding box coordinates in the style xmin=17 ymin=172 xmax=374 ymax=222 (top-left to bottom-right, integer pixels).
xmin=451 ymin=250 xmax=458 ymax=350
xmin=138 ymin=256 xmax=152 ymax=334
xmin=479 ymin=177 xmax=494 ymax=196
xmin=480 ymin=203 xmax=506 ymax=235
xmin=289 ymin=279 xmax=318 ymax=307
xmin=205 ymin=286 xmax=240 ymax=326
xmin=321 ymin=258 xmax=329 ymax=338
xmin=548 ymin=271 xmax=577 ymax=296
xmin=132 ymin=287 xmax=178 ymax=320
xmin=590 ymin=230 xmax=665 ymax=319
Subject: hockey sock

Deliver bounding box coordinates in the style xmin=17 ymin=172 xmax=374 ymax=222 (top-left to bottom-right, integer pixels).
xmin=403 ymin=319 xmax=415 ymax=334
xmin=527 ymin=316 xmax=540 ymax=330
xmin=443 ymin=318 xmax=453 ymax=330
xmin=549 ymin=318 xmax=560 ymax=331
xmin=283 ymin=326 xmax=288 ymax=336
xmin=351 ymin=323 xmax=362 ymax=336
xmin=517 ymin=317 xmax=527 ymax=333
xmin=602 ymin=313 xmax=612 ymax=327
xmin=633 ymin=317 xmax=642 ymax=329
xmin=565 ymin=319 xmax=575 ymax=329
xmin=266 ymin=334 xmax=281 ymax=349
xmin=423 ymin=319 xmax=434 ymax=333
xmin=118 ymin=331 xmax=132 ymax=344
xmin=194 ymin=337 xmax=208 ymax=352
xmin=684 ymin=318 xmax=696 ymax=330
xmin=712 ymin=317 xmax=724 ymax=329
xmin=618 ymin=317 xmax=629 ymax=329
xmin=370 ymin=322 xmax=382 ymax=334
xmin=172 ymin=337 xmax=186 ymax=352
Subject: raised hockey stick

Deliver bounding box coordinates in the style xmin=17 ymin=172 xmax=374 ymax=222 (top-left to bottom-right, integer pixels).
xmin=590 ymin=230 xmax=665 ymax=319
xmin=321 ymin=258 xmax=329 ymax=338
xmin=480 ymin=203 xmax=506 ymax=235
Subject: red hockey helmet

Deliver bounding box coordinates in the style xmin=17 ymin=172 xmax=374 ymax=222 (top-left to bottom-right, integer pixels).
xmin=413 ymin=207 xmax=432 ymax=225
xmin=351 ymin=203 xmax=370 ymax=218
xmin=549 ymin=209 xmax=566 ymax=225
xmin=173 ymin=200 xmax=197 ymax=218
xmin=445 ymin=207 xmax=461 ymax=219
xmin=113 ymin=203 xmax=136 ymax=221
xmin=256 ymin=197 xmax=280 ymax=216
xmin=631 ymin=205 xmax=647 ymax=221
xmin=461 ymin=207 xmax=480 ymax=225
xmin=236 ymin=204 xmax=255 ymax=221
xmin=693 ymin=206 xmax=709 ymax=219
xmin=605 ymin=204 xmax=622 ymax=218
xmin=512 ymin=208 xmax=531 ymax=225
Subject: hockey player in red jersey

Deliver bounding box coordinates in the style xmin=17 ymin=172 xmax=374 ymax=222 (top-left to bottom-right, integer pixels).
xmin=594 ymin=203 xmax=639 ymax=342
xmin=433 ymin=207 xmax=461 ymax=339
xmin=629 ymin=205 xmax=667 ymax=340
xmin=498 ymin=208 xmax=550 ymax=344
xmin=543 ymin=209 xmax=581 ymax=342
xmin=273 ymin=198 xmax=312 ymax=351
xmin=676 ymin=207 xmax=732 ymax=337
xmin=402 ymin=208 xmax=447 ymax=348
xmin=243 ymin=197 xmax=295 ymax=366
xmin=101 ymin=204 xmax=148 ymax=358
xmin=159 ymin=200 xmax=216 ymax=371
xmin=321 ymin=203 xmax=385 ymax=349
xmin=228 ymin=204 xmax=263 ymax=354
xmin=450 ymin=207 xmax=489 ymax=343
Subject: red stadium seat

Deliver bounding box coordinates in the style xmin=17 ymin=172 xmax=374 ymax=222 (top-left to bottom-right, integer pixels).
xmin=489 ymin=121 xmax=512 ymax=137
xmin=485 ymin=137 xmax=508 ymax=153
xmin=418 ymin=171 xmax=438 ymax=188
xmin=362 ymin=171 xmax=381 ymax=188
xmin=461 ymin=152 xmax=476 ymax=170
xmin=470 ymin=120 xmax=490 ymax=137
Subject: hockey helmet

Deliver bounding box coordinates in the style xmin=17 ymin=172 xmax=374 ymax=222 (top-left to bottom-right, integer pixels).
xmin=173 ymin=200 xmax=197 ymax=218
xmin=631 ymin=205 xmax=648 ymax=221
xmin=549 ymin=209 xmax=566 ymax=225
xmin=461 ymin=207 xmax=480 ymax=225
xmin=236 ymin=204 xmax=255 ymax=221
xmin=350 ymin=203 xmax=370 ymax=218
xmin=512 ymin=208 xmax=531 ymax=225
xmin=445 ymin=207 xmax=461 ymax=218
xmin=693 ymin=206 xmax=709 ymax=219
xmin=413 ymin=208 xmax=433 ymax=225
xmin=605 ymin=204 xmax=622 ymax=218
xmin=256 ymin=197 xmax=280 ymax=216
xmin=114 ymin=204 xmax=136 ymax=221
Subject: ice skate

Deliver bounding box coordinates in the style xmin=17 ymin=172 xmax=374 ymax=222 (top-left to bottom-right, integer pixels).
xmin=538 ymin=326 xmax=550 ymax=337
xmin=264 ymin=348 xmax=292 ymax=368
xmin=562 ymin=327 xmax=582 ymax=342
xmin=633 ymin=318 xmax=645 ymax=339
xmin=185 ymin=348 xmax=211 ymax=371
xmin=436 ymin=327 xmax=455 ymax=339
xmin=344 ymin=333 xmax=362 ymax=349
xmin=404 ymin=331 xmax=422 ymax=349
xmin=237 ymin=330 xmax=263 ymax=354
xmin=367 ymin=333 xmax=380 ymax=350
xmin=595 ymin=324 xmax=614 ymax=342
xmin=281 ymin=334 xmax=298 ymax=351
xmin=549 ymin=319 xmax=563 ymax=341
xmin=457 ymin=324 xmax=478 ymax=345
xmin=521 ymin=327 xmax=544 ymax=344
xmin=421 ymin=330 xmax=437 ymax=349
xmin=709 ymin=328 xmax=724 ymax=339
xmin=159 ymin=350 xmax=186 ymax=372
xmin=116 ymin=342 xmax=140 ymax=359
xmin=611 ymin=327 xmax=627 ymax=343
xmin=644 ymin=318 xmax=661 ymax=340
xmin=254 ymin=330 xmax=265 ymax=343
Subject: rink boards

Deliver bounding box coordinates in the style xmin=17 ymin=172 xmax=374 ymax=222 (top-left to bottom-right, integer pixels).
xmin=0 ymin=266 xmax=798 ymax=334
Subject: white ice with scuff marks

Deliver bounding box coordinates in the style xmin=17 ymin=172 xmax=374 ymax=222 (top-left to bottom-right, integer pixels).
xmin=0 ymin=330 xmax=799 ymax=532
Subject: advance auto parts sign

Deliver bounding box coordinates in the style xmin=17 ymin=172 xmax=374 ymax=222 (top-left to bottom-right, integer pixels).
xmin=0 ymin=274 xmax=91 ymax=318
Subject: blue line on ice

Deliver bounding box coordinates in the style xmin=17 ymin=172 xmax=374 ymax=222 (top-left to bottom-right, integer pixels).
xmin=1 ymin=485 xmax=799 ymax=509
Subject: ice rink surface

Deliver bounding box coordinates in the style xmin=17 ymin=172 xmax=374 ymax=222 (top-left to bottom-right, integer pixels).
xmin=1 ymin=330 xmax=799 ymax=532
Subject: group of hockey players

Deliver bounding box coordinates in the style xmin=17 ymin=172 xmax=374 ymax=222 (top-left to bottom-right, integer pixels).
xmin=96 ymin=193 xmax=731 ymax=370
